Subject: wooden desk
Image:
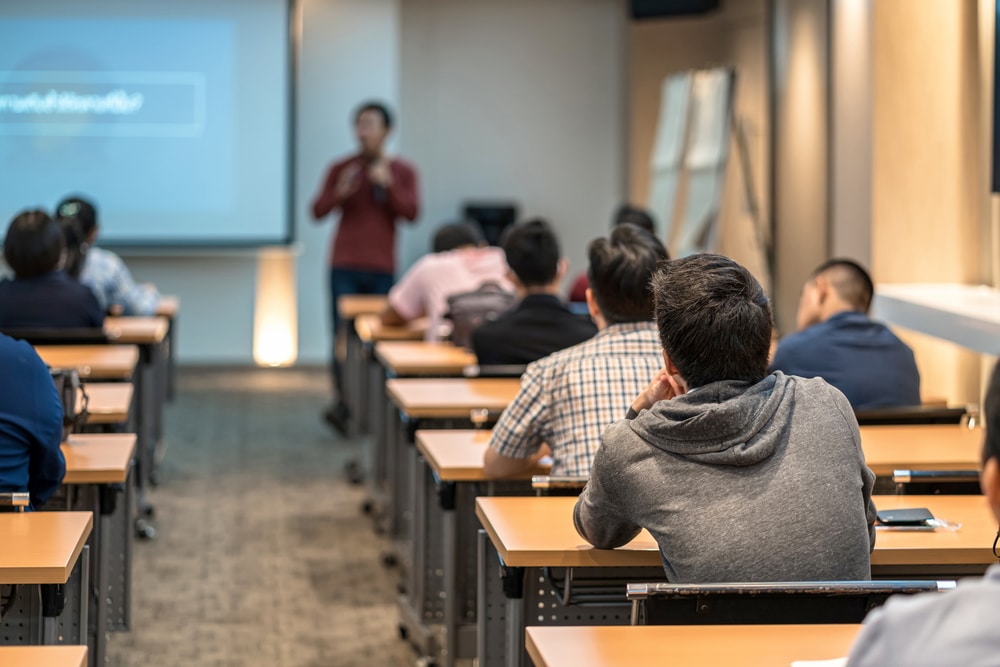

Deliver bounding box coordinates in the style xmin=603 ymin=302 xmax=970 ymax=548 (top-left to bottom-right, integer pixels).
xmin=82 ymin=383 xmax=133 ymax=425
xmin=861 ymin=424 xmax=983 ymax=476
xmin=386 ymin=378 xmax=520 ymax=419
xmin=155 ymin=295 xmax=180 ymax=318
xmin=416 ymin=429 xmax=548 ymax=481
xmin=62 ymin=434 xmax=136 ymax=485
xmin=104 ymin=316 xmax=169 ymax=345
xmin=35 ymin=345 xmax=139 ymax=380
xmin=475 ymin=494 xmax=996 ymax=570
xmin=0 ymin=512 xmax=92 ymax=584
xmin=476 ymin=495 xmax=993 ymax=667
xmin=356 ymin=313 xmax=427 ymax=343
xmin=526 ymin=625 xmax=860 ymax=667
xmin=376 ymin=341 xmax=477 ymax=376
xmin=338 ymin=294 xmax=388 ymax=320
xmin=0 ymin=646 xmax=87 ymax=667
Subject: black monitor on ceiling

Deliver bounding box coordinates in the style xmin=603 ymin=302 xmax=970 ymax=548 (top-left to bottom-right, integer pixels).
xmin=630 ymin=0 xmax=720 ymax=20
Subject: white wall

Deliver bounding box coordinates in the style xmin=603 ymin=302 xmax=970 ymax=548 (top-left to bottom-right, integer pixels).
xmin=124 ymin=0 xmax=625 ymax=364
xmin=398 ymin=0 xmax=626 ymax=287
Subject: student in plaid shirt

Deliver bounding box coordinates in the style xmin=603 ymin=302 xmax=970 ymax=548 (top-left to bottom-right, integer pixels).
xmin=483 ymin=224 xmax=668 ymax=478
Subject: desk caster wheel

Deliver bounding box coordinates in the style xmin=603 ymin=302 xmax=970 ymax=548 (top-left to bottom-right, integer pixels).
xmin=381 ymin=551 xmax=397 ymax=568
xmin=361 ymin=500 xmax=374 ymax=515
xmin=398 ymin=624 xmax=409 ymax=640
xmin=135 ymin=519 xmax=157 ymax=540
xmin=140 ymin=503 xmax=155 ymax=518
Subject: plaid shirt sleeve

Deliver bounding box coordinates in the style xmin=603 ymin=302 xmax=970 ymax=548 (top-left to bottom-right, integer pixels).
xmin=487 ymin=360 xmax=550 ymax=460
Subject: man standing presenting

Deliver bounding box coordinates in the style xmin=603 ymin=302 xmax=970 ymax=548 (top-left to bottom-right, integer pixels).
xmin=311 ymin=101 xmax=420 ymax=433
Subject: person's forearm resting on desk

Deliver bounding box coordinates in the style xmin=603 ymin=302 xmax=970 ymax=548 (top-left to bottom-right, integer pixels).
xmin=483 ymin=443 xmax=550 ymax=478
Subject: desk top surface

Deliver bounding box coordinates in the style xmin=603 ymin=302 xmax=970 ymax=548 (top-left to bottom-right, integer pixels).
xmin=338 ymin=294 xmax=388 ymax=320
xmin=526 ymin=625 xmax=859 ymax=667
xmin=104 ymin=316 xmax=169 ymax=344
xmin=415 ymin=429 xmax=549 ymax=480
xmin=156 ymin=295 xmax=179 ymax=318
xmin=35 ymin=345 xmax=139 ymax=380
xmin=82 ymin=383 xmax=133 ymax=424
xmin=376 ymin=341 xmax=476 ymax=376
xmin=386 ymin=377 xmax=520 ymax=418
xmin=355 ymin=313 xmax=426 ymax=342
xmin=860 ymin=424 xmax=983 ymax=475
xmin=0 ymin=647 xmax=88 ymax=667
xmin=62 ymin=433 xmax=136 ymax=485
xmin=0 ymin=512 xmax=93 ymax=584
xmin=475 ymin=495 xmax=997 ymax=568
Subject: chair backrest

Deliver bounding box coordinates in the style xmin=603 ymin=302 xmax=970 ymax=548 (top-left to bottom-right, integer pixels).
xmin=0 ymin=492 xmax=30 ymax=512
xmin=628 ymin=580 xmax=954 ymax=625
xmin=1 ymin=328 xmax=109 ymax=346
xmin=855 ymin=406 xmax=968 ymax=426
xmin=892 ymin=469 xmax=981 ymax=495
xmin=462 ymin=364 xmax=528 ymax=379
xmin=532 ymin=475 xmax=588 ymax=497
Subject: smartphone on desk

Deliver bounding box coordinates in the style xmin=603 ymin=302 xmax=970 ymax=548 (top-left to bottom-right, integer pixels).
xmin=876 ymin=508 xmax=935 ymax=531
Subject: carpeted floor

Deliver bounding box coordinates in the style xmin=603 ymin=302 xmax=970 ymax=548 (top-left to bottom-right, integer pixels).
xmin=106 ymin=368 xmax=413 ymax=667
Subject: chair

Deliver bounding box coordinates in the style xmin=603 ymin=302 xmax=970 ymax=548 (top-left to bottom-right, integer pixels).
xmin=892 ymin=469 xmax=981 ymax=495
xmin=0 ymin=492 xmax=30 ymax=513
xmin=627 ymin=580 xmax=954 ymax=625
xmin=855 ymin=406 xmax=968 ymax=426
xmin=1 ymin=328 xmax=109 ymax=346
xmin=532 ymin=475 xmax=588 ymax=497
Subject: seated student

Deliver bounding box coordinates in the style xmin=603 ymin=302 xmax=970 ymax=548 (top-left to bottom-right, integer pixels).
xmin=0 ymin=210 xmax=105 ymax=329
xmin=0 ymin=332 xmax=66 ymax=509
xmin=56 ymin=196 xmax=160 ymax=316
xmin=56 ymin=216 xmax=88 ymax=280
xmin=847 ymin=361 xmax=1000 ymax=666
xmin=381 ymin=221 xmax=512 ymax=340
xmin=574 ymin=253 xmax=876 ymax=582
xmin=770 ymin=258 xmax=920 ymax=410
xmin=484 ymin=223 xmax=668 ymax=478
xmin=567 ymin=204 xmax=656 ymax=304
xmin=472 ymin=219 xmax=596 ymax=366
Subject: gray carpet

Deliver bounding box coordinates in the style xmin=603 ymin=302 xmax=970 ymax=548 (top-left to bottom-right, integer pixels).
xmin=107 ymin=368 xmax=413 ymax=666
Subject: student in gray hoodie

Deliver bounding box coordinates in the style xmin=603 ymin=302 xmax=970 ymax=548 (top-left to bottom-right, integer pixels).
xmin=573 ymin=253 xmax=877 ymax=582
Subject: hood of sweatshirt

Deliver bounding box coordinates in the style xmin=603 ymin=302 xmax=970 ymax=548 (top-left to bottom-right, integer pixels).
xmin=628 ymin=371 xmax=794 ymax=467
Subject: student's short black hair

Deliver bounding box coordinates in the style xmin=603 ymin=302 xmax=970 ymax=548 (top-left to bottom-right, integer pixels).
xmin=55 ymin=196 xmax=98 ymax=236
xmin=812 ymin=258 xmax=875 ymax=313
xmin=500 ymin=218 xmax=559 ymax=288
xmin=651 ymin=253 xmax=772 ymax=388
xmin=4 ymin=209 xmax=65 ymax=279
xmin=983 ymin=361 xmax=1000 ymax=464
xmin=432 ymin=221 xmax=484 ymax=253
xmin=57 ymin=217 xmax=88 ymax=279
xmin=613 ymin=205 xmax=656 ymax=234
xmin=354 ymin=101 xmax=393 ymax=130
xmin=587 ymin=223 xmax=669 ymax=324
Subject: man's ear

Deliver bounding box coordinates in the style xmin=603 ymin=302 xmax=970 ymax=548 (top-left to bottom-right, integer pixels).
xmin=585 ymin=288 xmax=601 ymax=320
xmin=982 ymin=457 xmax=1000 ymax=522
xmin=814 ymin=275 xmax=831 ymax=306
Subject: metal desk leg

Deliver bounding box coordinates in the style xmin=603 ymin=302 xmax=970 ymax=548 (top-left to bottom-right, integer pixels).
xmin=41 ymin=544 xmax=89 ymax=646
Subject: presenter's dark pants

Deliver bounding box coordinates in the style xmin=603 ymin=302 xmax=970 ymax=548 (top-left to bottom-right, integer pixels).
xmin=329 ymin=267 xmax=394 ymax=400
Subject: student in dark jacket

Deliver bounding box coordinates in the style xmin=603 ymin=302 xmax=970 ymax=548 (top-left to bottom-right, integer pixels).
xmin=770 ymin=258 xmax=920 ymax=410
xmin=0 ymin=209 xmax=105 ymax=329
xmin=472 ymin=219 xmax=597 ymax=366
xmin=0 ymin=332 xmax=66 ymax=509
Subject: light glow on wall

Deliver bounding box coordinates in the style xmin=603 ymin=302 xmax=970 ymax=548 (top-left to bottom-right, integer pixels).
xmin=253 ymin=248 xmax=298 ymax=367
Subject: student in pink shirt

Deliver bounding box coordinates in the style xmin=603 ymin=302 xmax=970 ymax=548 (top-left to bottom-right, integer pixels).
xmin=381 ymin=221 xmax=513 ymax=340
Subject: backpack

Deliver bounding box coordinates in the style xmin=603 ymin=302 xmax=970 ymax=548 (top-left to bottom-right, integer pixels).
xmin=50 ymin=368 xmax=89 ymax=441
xmin=444 ymin=282 xmax=516 ymax=349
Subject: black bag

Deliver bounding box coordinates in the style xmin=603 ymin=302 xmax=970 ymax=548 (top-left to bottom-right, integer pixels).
xmin=50 ymin=368 xmax=89 ymax=440
xmin=444 ymin=282 xmax=516 ymax=349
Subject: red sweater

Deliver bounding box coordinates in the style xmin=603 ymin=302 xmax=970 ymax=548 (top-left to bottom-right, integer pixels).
xmin=311 ymin=154 xmax=420 ymax=272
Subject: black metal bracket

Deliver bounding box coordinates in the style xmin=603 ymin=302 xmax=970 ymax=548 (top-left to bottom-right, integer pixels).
xmin=40 ymin=584 xmax=65 ymax=618
xmin=499 ymin=565 xmax=525 ymax=599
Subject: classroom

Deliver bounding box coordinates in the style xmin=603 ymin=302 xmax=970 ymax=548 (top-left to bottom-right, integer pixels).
xmin=1 ymin=1 xmax=999 ymax=666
